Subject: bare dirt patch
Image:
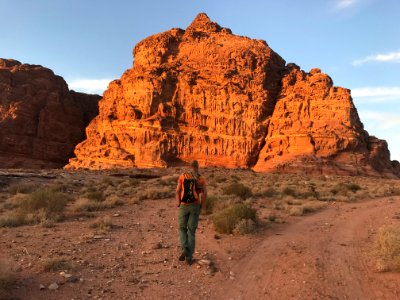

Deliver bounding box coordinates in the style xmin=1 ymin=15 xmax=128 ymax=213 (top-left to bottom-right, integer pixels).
xmin=1 ymin=169 xmax=400 ymax=299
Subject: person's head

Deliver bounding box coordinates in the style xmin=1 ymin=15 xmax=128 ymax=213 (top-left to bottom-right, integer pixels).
xmin=191 ymin=160 xmax=199 ymax=172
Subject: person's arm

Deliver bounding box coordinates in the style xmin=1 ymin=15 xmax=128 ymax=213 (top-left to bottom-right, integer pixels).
xmin=200 ymin=184 xmax=207 ymax=208
xmin=176 ymin=176 xmax=182 ymax=207
xmin=200 ymin=178 xmax=207 ymax=208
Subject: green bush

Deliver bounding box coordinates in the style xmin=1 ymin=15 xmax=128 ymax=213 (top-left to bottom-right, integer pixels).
xmin=222 ymin=182 xmax=252 ymax=200
xmin=213 ymin=203 xmax=257 ymax=234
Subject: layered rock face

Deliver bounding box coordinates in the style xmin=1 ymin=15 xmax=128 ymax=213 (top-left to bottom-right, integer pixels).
xmin=67 ymin=13 xmax=399 ymax=177
xmin=0 ymin=59 xmax=100 ymax=168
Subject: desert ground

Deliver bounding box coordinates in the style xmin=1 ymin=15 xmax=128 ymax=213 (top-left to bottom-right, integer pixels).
xmin=1 ymin=168 xmax=400 ymax=300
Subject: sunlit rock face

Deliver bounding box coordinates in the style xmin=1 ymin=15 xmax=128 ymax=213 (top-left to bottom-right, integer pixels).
xmin=0 ymin=59 xmax=100 ymax=168
xmin=67 ymin=13 xmax=399 ymax=177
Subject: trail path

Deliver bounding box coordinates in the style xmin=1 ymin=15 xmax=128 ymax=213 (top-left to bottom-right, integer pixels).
xmin=4 ymin=196 xmax=400 ymax=300
xmin=217 ymin=198 xmax=400 ymax=300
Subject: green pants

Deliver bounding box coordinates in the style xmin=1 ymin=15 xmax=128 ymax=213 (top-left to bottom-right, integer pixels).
xmin=178 ymin=203 xmax=200 ymax=259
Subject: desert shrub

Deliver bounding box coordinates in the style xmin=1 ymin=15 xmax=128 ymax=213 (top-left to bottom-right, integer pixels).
xmin=215 ymin=177 xmax=227 ymax=183
xmin=222 ymin=182 xmax=252 ymax=200
xmin=48 ymin=183 xmax=70 ymax=193
xmin=0 ymin=189 xmax=70 ymax=227
xmin=104 ymin=195 xmax=125 ymax=206
xmin=137 ymin=187 xmax=174 ymax=200
xmin=41 ymin=259 xmax=72 ymax=272
xmin=233 ymin=218 xmax=257 ymax=235
xmin=387 ymin=187 xmax=400 ymax=196
xmin=231 ymin=175 xmax=240 ymax=181
xmin=19 ymin=188 xmax=69 ymax=215
xmin=273 ymin=200 xmax=286 ymax=210
xmin=374 ymin=225 xmax=400 ymax=272
xmin=0 ymin=212 xmax=27 ymax=227
xmin=268 ymin=214 xmax=277 ymax=222
xmin=330 ymin=183 xmax=361 ymax=196
xmin=7 ymin=182 xmax=37 ymax=195
xmin=202 ymin=195 xmax=218 ymax=215
xmin=213 ymin=203 xmax=257 ymax=234
xmin=347 ymin=183 xmax=361 ymax=193
xmin=261 ymin=187 xmax=278 ymax=198
xmin=72 ymin=198 xmax=110 ymax=212
xmin=282 ymin=187 xmax=296 ymax=197
xmin=89 ymin=216 xmax=116 ymax=231
xmin=288 ymin=201 xmax=326 ymax=216
xmin=101 ymin=176 xmax=115 ymax=187
xmin=0 ymin=260 xmax=15 ymax=296
xmin=86 ymin=189 xmax=105 ymax=202
xmin=159 ymin=175 xmax=179 ymax=186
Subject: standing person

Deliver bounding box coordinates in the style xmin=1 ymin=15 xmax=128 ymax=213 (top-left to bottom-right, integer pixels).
xmin=175 ymin=160 xmax=207 ymax=265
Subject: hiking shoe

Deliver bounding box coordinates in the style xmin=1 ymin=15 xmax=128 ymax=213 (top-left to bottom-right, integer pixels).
xmin=179 ymin=251 xmax=186 ymax=261
xmin=185 ymin=257 xmax=193 ymax=265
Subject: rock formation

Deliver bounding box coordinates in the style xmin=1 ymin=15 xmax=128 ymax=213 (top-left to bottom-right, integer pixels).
xmin=0 ymin=59 xmax=100 ymax=168
xmin=67 ymin=13 xmax=399 ymax=177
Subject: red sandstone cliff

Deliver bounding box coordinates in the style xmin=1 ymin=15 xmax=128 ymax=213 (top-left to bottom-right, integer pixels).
xmin=0 ymin=59 xmax=100 ymax=168
xmin=66 ymin=13 xmax=399 ymax=177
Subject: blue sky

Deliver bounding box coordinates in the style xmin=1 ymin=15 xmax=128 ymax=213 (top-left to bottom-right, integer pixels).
xmin=1 ymin=0 xmax=399 ymax=161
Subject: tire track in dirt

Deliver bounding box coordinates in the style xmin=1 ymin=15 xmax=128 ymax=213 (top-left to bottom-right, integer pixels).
xmin=218 ymin=198 xmax=400 ymax=300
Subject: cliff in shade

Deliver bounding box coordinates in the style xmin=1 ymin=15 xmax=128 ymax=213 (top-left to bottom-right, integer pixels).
xmin=67 ymin=13 xmax=400 ymax=177
xmin=0 ymin=59 xmax=100 ymax=168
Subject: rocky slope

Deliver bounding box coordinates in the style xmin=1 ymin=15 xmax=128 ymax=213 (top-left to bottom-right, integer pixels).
xmin=0 ymin=59 xmax=100 ymax=168
xmin=67 ymin=13 xmax=399 ymax=177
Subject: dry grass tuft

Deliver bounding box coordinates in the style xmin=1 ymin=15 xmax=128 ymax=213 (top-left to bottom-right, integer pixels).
xmin=222 ymin=182 xmax=252 ymax=200
xmin=287 ymin=201 xmax=326 ymax=216
xmin=232 ymin=218 xmax=257 ymax=235
xmin=72 ymin=197 xmax=110 ymax=212
xmin=0 ymin=188 xmax=70 ymax=227
xmin=202 ymin=195 xmax=218 ymax=215
xmin=0 ymin=260 xmax=15 ymax=296
xmin=7 ymin=182 xmax=37 ymax=195
xmin=374 ymin=225 xmax=400 ymax=272
xmin=213 ymin=203 xmax=257 ymax=234
xmin=41 ymin=258 xmax=72 ymax=272
xmin=89 ymin=216 xmax=116 ymax=231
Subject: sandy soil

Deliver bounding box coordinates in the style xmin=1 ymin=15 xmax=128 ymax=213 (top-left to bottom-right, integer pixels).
xmin=1 ymin=171 xmax=400 ymax=300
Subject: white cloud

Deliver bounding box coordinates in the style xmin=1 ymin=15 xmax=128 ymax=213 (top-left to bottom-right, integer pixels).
xmin=336 ymin=0 xmax=358 ymax=9
xmin=359 ymin=110 xmax=400 ymax=130
xmin=67 ymin=79 xmax=112 ymax=94
xmin=353 ymin=51 xmax=400 ymax=66
xmin=358 ymin=111 xmax=400 ymax=161
xmin=351 ymin=86 xmax=400 ymax=103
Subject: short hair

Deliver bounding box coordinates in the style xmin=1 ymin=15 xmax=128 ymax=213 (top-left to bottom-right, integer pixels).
xmin=191 ymin=160 xmax=199 ymax=169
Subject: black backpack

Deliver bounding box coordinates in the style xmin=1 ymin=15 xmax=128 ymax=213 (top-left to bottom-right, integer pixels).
xmin=181 ymin=173 xmax=200 ymax=204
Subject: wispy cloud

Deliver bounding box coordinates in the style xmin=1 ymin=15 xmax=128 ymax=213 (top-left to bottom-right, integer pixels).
xmin=67 ymin=79 xmax=112 ymax=94
xmin=352 ymin=86 xmax=400 ymax=103
xmin=336 ymin=0 xmax=358 ymax=9
xmin=353 ymin=51 xmax=400 ymax=66
xmin=359 ymin=110 xmax=400 ymax=130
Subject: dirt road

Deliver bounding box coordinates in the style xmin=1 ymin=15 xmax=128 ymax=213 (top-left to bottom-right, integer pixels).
xmin=4 ymin=196 xmax=400 ymax=300
xmin=218 ymin=197 xmax=400 ymax=300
